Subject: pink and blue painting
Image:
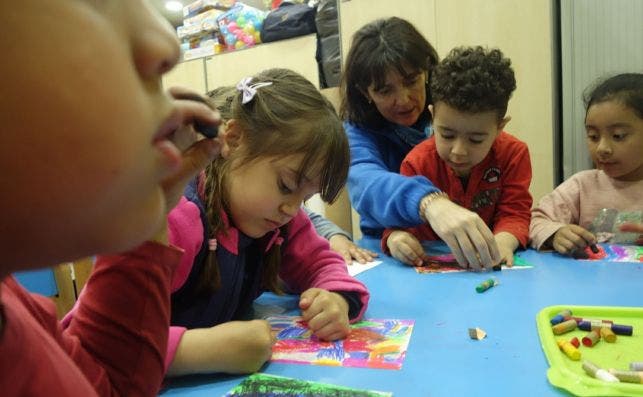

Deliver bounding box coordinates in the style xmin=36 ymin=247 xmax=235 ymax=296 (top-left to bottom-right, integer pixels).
xmin=578 ymin=243 xmax=643 ymax=262
xmin=268 ymin=316 xmax=414 ymax=370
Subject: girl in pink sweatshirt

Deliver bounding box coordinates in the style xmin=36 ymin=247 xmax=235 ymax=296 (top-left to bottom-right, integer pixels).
xmin=530 ymin=73 xmax=643 ymax=254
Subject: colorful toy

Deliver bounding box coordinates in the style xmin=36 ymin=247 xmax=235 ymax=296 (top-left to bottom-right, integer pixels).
xmin=217 ymin=2 xmax=266 ymax=51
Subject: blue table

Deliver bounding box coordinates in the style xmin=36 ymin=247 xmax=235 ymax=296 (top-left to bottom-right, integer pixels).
xmin=160 ymin=237 xmax=642 ymax=396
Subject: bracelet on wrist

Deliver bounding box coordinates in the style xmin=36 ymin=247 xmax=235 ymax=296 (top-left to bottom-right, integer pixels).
xmin=419 ymin=191 xmax=450 ymax=222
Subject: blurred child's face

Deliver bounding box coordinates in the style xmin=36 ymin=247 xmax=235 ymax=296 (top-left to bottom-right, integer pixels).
xmin=226 ymin=154 xmax=320 ymax=238
xmin=431 ymin=102 xmax=505 ymax=177
xmin=0 ymin=1 xmax=181 ymax=269
xmin=366 ymin=67 xmax=427 ymax=127
xmin=585 ymin=100 xmax=643 ymax=181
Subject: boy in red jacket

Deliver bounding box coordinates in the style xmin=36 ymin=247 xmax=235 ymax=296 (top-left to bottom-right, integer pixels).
xmin=382 ymin=46 xmax=532 ymax=269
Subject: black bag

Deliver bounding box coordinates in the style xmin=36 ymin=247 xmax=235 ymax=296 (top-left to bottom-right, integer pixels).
xmin=260 ymin=2 xmax=317 ymax=43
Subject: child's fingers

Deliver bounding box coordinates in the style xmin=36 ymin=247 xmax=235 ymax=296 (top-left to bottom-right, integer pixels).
xmin=313 ymin=321 xmax=350 ymax=342
xmin=161 ymin=138 xmax=221 ymax=210
xmin=392 ymin=242 xmax=421 ymax=266
xmin=619 ymin=222 xmax=643 ymax=234
xmin=299 ymin=288 xmax=322 ymax=312
xmin=503 ymin=253 xmax=514 ymax=267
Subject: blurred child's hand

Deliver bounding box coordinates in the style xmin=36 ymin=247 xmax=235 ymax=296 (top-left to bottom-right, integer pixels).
xmin=168 ymin=319 xmax=274 ymax=376
xmin=160 ymin=88 xmax=222 ymax=211
xmin=494 ymin=232 xmax=519 ymax=267
xmin=424 ymin=198 xmax=501 ymax=270
xmin=299 ymin=288 xmax=350 ymax=341
xmin=619 ymin=223 xmax=643 ymax=245
xmin=329 ymin=234 xmax=378 ymax=264
xmin=552 ymin=225 xmax=596 ymax=256
xmin=387 ymin=230 xmax=425 ymax=266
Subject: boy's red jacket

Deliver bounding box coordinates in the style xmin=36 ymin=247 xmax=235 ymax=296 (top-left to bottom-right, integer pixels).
xmin=382 ymin=131 xmax=532 ymax=252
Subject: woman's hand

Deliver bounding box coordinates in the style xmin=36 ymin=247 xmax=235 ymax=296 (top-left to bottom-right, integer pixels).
xmin=423 ymin=196 xmax=500 ymax=270
xmin=387 ymin=230 xmax=425 ymax=266
xmin=299 ymin=288 xmax=350 ymax=341
xmin=329 ymin=234 xmax=379 ymax=264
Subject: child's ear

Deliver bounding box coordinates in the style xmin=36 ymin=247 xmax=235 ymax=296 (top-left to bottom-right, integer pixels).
xmin=219 ymin=119 xmax=244 ymax=158
xmin=498 ymin=116 xmax=511 ymax=132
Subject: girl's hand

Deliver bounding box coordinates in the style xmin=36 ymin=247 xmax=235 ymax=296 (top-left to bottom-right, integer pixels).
xmin=552 ymin=225 xmax=596 ymax=256
xmin=299 ymin=288 xmax=350 ymax=341
xmin=329 ymin=234 xmax=379 ymax=264
xmin=494 ymin=232 xmax=519 ymax=267
xmin=387 ymin=230 xmax=425 ymax=266
xmin=423 ymin=197 xmax=501 ymax=270
xmin=619 ymin=222 xmax=643 ymax=245
xmin=168 ymin=319 xmax=274 ymax=376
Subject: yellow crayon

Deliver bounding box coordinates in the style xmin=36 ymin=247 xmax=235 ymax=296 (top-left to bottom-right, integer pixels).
xmin=552 ymin=319 xmax=577 ymax=335
xmin=557 ymin=339 xmax=581 ymax=360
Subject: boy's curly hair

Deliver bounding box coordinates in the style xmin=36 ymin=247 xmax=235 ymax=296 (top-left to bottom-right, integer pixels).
xmin=430 ymin=46 xmax=516 ymax=119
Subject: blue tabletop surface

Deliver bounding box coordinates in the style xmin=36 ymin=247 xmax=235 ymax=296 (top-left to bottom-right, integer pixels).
xmin=160 ymin=237 xmax=642 ymax=396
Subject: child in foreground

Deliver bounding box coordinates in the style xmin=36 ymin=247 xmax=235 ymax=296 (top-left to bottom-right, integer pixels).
xmin=0 ymin=0 xmax=221 ymax=394
xmin=383 ymin=46 xmax=533 ymax=269
xmin=530 ymin=73 xmax=643 ymax=254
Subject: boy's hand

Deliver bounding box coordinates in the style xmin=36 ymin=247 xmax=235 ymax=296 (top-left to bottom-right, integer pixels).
xmin=387 ymin=230 xmax=425 ymax=266
xmin=424 ymin=198 xmax=501 ymax=270
xmin=552 ymin=225 xmax=596 ymax=256
xmin=329 ymin=234 xmax=378 ymax=264
xmin=494 ymin=232 xmax=519 ymax=267
xmin=299 ymin=288 xmax=350 ymax=341
xmin=619 ymin=222 xmax=643 ymax=245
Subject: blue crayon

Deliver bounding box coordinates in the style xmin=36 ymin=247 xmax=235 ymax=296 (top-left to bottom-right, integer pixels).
xmin=578 ymin=321 xmax=633 ymax=336
xmin=550 ymin=309 xmax=572 ymax=325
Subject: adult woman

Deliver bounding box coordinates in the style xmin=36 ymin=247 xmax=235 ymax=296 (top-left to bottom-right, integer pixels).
xmin=340 ymin=17 xmax=501 ymax=268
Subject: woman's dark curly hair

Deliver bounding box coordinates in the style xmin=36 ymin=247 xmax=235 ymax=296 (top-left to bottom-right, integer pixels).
xmin=430 ymin=46 xmax=516 ymax=120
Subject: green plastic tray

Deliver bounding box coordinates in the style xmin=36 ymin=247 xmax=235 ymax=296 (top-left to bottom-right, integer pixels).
xmin=537 ymin=305 xmax=643 ymax=396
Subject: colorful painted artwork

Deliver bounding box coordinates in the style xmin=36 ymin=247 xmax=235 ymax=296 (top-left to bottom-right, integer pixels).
xmin=578 ymin=243 xmax=643 ymax=262
xmin=414 ymin=241 xmax=533 ymax=274
xmin=224 ymin=373 xmax=392 ymax=396
xmin=268 ymin=316 xmax=414 ymax=370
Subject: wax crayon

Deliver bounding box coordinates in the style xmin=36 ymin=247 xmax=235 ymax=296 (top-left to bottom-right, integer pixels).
xmin=599 ymin=326 xmax=617 ymax=343
xmin=552 ymin=319 xmax=577 ymax=335
xmin=173 ymin=93 xmax=219 ymax=138
xmin=475 ymin=278 xmax=498 ymax=293
xmin=550 ymin=309 xmax=572 ymax=325
xmin=557 ymin=339 xmax=580 ymax=360
xmin=582 ymin=330 xmax=601 ymax=347
xmin=608 ymin=369 xmax=643 ymax=384
xmin=582 ymin=360 xmax=619 ymax=382
xmin=631 ymin=362 xmax=643 ymax=371
xmin=569 ymin=337 xmax=580 ymax=348
xmin=578 ymin=321 xmax=633 ymax=336
xmin=571 ymin=317 xmax=613 ymax=325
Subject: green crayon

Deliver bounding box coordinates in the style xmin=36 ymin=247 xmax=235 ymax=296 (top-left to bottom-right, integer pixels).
xmin=476 ymin=278 xmax=498 ymax=293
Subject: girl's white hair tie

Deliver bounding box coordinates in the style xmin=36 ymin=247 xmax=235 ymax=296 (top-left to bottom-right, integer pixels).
xmin=236 ymin=77 xmax=273 ymax=104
